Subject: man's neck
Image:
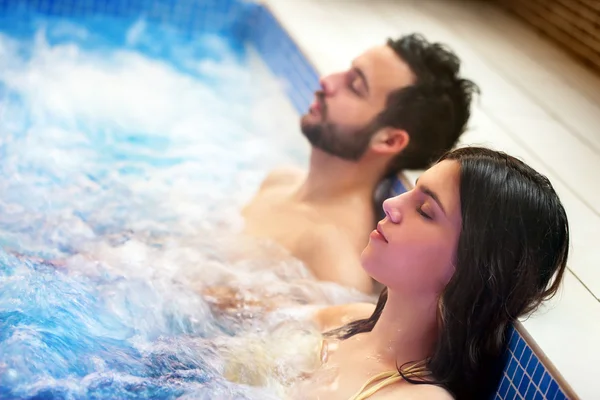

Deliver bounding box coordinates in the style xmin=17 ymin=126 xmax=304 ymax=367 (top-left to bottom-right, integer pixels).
xmin=294 ymin=149 xmax=385 ymax=203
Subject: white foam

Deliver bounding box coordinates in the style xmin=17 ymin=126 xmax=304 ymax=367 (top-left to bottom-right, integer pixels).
xmin=0 ymin=20 xmax=364 ymax=398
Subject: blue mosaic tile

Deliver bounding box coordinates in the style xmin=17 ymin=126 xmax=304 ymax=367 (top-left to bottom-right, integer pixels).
xmin=244 ymin=4 xmax=318 ymax=115
xmin=506 ymin=383 xmax=517 ymax=400
xmin=532 ymin=362 xmax=544 ymax=384
xmin=390 ymin=178 xmax=408 ymax=196
xmin=496 ymin=326 xmax=573 ymax=399
xmin=513 ymin=364 xmax=525 ymax=389
xmin=547 ymin=380 xmax=560 ymax=398
xmin=554 ymin=390 xmax=567 ymax=400
xmin=518 ymin=374 xmax=530 ymax=395
xmin=521 ymin=346 xmax=533 ymax=370
xmin=525 ymin=382 xmax=537 ymax=399
xmin=526 ymin=356 xmax=539 ymax=379
xmin=539 ymin=371 xmax=552 ymax=394
xmin=498 ymin=376 xmax=510 ymax=397
xmin=514 ymin=337 xmax=526 ymax=359
xmin=508 ymin=327 xmax=519 ymax=347
xmin=2 ymin=0 xmax=253 ymax=37
xmin=507 ymin=357 xmax=518 ymax=380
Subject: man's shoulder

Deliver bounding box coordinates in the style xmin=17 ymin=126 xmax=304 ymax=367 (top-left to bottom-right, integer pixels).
xmin=303 ymin=223 xmax=350 ymax=248
xmin=260 ymin=166 xmax=305 ymax=190
xmin=300 ymin=224 xmax=374 ymax=293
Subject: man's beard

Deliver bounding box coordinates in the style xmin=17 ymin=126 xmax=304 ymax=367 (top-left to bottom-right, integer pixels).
xmin=301 ymin=94 xmax=380 ymax=161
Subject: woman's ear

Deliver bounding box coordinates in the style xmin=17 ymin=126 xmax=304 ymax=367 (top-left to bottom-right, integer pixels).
xmin=370 ymin=127 xmax=410 ymax=156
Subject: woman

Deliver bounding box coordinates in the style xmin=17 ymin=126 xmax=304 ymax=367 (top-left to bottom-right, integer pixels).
xmin=300 ymin=147 xmax=569 ymax=400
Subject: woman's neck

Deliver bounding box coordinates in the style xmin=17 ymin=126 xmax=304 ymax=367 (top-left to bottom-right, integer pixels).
xmin=359 ymin=288 xmax=439 ymax=369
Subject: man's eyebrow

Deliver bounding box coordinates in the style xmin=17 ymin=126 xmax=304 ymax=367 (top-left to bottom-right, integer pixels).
xmin=415 ymin=178 xmax=447 ymax=215
xmin=352 ymin=65 xmax=370 ymax=93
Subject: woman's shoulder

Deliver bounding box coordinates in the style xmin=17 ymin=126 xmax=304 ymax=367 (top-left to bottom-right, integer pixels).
xmin=407 ymin=384 xmax=454 ymax=399
xmin=313 ymin=302 xmax=375 ymax=332
xmin=375 ymin=383 xmax=454 ymax=400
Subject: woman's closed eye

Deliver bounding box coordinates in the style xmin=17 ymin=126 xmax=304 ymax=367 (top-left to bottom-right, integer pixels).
xmin=417 ymin=205 xmax=433 ymax=220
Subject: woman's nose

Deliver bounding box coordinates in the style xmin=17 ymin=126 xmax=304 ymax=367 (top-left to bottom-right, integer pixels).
xmin=382 ymin=196 xmax=402 ymax=224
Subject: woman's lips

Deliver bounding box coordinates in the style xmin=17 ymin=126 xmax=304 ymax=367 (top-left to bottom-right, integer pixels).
xmin=370 ymin=223 xmax=388 ymax=243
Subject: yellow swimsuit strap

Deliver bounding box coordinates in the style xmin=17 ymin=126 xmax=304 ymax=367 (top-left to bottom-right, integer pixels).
xmin=348 ymin=370 xmax=403 ymax=400
xmin=348 ymin=364 xmax=428 ymax=400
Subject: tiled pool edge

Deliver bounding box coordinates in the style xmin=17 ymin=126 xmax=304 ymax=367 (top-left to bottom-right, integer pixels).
xmin=249 ymin=3 xmax=576 ymax=399
xmin=243 ymin=1 xmax=319 ymax=115
xmin=510 ymin=321 xmax=579 ymax=400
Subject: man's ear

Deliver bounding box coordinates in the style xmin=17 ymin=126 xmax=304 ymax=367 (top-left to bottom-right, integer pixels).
xmin=370 ymin=127 xmax=409 ymax=155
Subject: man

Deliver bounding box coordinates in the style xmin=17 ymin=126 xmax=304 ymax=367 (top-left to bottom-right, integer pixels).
xmin=242 ymin=34 xmax=478 ymax=293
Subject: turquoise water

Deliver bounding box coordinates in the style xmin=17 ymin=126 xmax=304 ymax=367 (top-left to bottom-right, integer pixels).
xmin=0 ymin=9 xmax=353 ymax=399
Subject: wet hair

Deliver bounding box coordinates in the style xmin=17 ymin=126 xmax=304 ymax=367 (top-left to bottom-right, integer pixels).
xmin=330 ymin=147 xmax=570 ymax=399
xmin=377 ymin=34 xmax=479 ymax=174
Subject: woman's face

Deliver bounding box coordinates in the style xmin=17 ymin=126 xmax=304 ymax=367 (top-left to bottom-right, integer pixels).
xmin=361 ymin=160 xmax=463 ymax=296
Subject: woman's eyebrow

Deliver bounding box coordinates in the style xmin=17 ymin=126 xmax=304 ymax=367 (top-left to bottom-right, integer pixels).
xmin=415 ymin=179 xmax=447 ymax=215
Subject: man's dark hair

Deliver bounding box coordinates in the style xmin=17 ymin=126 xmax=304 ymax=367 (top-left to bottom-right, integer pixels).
xmin=377 ymin=34 xmax=479 ymax=175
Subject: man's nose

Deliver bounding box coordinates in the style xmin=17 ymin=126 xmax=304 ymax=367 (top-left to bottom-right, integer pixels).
xmin=319 ymin=73 xmax=340 ymax=96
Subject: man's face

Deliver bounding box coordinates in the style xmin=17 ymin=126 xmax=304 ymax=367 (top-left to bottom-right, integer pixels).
xmin=300 ymin=45 xmax=415 ymax=161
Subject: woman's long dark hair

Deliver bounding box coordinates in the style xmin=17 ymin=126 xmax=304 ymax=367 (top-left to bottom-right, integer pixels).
xmin=328 ymin=147 xmax=570 ymax=399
